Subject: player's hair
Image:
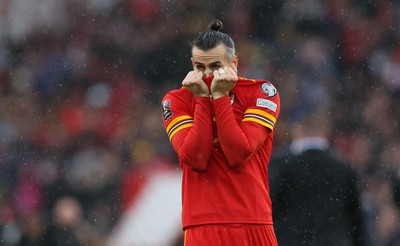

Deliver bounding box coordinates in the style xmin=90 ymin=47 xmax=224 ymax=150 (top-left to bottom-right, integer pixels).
xmin=191 ymin=20 xmax=236 ymax=61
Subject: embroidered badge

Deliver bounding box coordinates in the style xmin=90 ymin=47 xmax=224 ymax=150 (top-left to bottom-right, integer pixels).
xmin=230 ymin=92 xmax=235 ymax=105
xmin=162 ymin=99 xmax=172 ymax=121
xmin=260 ymin=83 xmax=277 ymax=97
xmin=256 ymin=98 xmax=277 ymax=112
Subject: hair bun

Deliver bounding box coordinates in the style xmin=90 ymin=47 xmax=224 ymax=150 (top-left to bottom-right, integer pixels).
xmin=209 ymin=19 xmax=223 ymax=32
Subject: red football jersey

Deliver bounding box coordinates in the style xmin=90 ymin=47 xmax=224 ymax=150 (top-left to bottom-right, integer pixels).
xmin=161 ymin=77 xmax=280 ymax=229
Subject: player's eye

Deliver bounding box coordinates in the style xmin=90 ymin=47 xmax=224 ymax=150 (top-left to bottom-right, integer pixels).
xmin=212 ymin=65 xmax=220 ymax=70
xmin=196 ymin=65 xmax=205 ymax=71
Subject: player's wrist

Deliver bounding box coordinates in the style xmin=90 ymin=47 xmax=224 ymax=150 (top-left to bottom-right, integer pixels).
xmin=211 ymin=92 xmax=228 ymax=100
xmin=195 ymin=93 xmax=210 ymax=98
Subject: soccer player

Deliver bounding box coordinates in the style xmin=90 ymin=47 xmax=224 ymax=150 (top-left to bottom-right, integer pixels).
xmin=161 ymin=20 xmax=280 ymax=245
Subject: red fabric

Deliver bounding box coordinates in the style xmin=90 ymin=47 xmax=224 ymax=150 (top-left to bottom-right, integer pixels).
xmin=173 ymin=97 xmax=213 ymax=171
xmin=184 ymin=224 xmax=278 ymax=246
xmin=213 ymin=95 xmax=269 ymax=167
xmin=120 ymin=166 xmax=148 ymax=211
xmin=60 ymin=103 xmax=85 ymax=137
xmin=120 ymin=159 xmax=175 ymax=211
xmin=162 ymin=77 xmax=280 ymax=230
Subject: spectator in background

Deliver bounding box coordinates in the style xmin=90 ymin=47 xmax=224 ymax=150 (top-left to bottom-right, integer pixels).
xmin=48 ymin=196 xmax=104 ymax=246
xmin=17 ymin=213 xmax=51 ymax=246
xmin=269 ymin=106 xmax=365 ymax=246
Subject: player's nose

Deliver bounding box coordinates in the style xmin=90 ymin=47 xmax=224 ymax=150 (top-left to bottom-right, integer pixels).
xmin=204 ymin=68 xmax=213 ymax=77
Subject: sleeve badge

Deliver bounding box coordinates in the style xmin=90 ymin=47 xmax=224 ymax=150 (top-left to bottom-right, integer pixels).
xmin=256 ymin=98 xmax=277 ymax=112
xmin=260 ymin=83 xmax=277 ymax=97
xmin=162 ymin=99 xmax=173 ymax=121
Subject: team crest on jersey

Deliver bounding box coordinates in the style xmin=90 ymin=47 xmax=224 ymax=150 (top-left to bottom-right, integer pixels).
xmin=260 ymin=83 xmax=277 ymax=97
xmin=162 ymin=99 xmax=172 ymax=120
xmin=230 ymin=92 xmax=235 ymax=105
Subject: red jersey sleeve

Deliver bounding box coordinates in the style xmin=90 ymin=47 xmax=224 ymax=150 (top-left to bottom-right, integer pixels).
xmin=161 ymin=91 xmax=213 ymax=171
xmin=212 ymin=81 xmax=280 ymax=167
xmin=242 ymin=82 xmax=280 ymax=132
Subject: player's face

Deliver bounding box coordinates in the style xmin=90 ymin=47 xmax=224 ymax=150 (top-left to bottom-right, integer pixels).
xmin=191 ymin=43 xmax=238 ymax=77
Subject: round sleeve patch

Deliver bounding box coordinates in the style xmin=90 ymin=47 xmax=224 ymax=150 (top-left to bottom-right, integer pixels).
xmin=260 ymin=83 xmax=277 ymax=97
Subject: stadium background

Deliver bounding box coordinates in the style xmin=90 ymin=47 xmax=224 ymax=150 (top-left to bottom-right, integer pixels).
xmin=0 ymin=0 xmax=400 ymax=245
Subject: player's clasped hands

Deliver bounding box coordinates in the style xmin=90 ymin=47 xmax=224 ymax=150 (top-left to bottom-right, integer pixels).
xmin=182 ymin=66 xmax=238 ymax=99
xmin=182 ymin=71 xmax=209 ymax=97
xmin=211 ymin=66 xmax=238 ymax=99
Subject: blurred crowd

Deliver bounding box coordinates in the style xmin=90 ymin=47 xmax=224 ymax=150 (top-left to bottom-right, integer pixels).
xmin=0 ymin=0 xmax=400 ymax=245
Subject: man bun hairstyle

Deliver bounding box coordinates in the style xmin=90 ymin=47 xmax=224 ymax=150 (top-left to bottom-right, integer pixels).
xmin=191 ymin=19 xmax=236 ymax=60
xmin=209 ymin=19 xmax=223 ymax=32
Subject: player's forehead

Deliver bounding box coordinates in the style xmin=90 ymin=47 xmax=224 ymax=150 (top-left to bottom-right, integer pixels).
xmin=192 ymin=44 xmax=228 ymax=65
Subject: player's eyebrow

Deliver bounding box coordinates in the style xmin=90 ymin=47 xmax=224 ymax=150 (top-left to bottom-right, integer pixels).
xmin=194 ymin=61 xmax=222 ymax=66
xmin=210 ymin=61 xmax=222 ymax=66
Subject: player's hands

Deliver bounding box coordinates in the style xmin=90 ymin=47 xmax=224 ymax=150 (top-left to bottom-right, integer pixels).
xmin=182 ymin=71 xmax=209 ymax=97
xmin=211 ymin=66 xmax=238 ymax=100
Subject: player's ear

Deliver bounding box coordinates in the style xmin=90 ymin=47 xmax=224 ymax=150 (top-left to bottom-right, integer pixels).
xmin=231 ymin=56 xmax=238 ymax=73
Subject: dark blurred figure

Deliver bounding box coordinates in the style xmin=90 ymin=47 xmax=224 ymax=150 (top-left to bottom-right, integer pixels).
xmin=269 ymin=106 xmax=365 ymax=246
xmin=17 ymin=213 xmax=51 ymax=246
xmin=48 ymin=196 xmax=104 ymax=246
